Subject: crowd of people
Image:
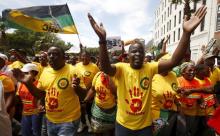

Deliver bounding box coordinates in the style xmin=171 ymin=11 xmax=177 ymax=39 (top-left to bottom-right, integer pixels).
xmin=0 ymin=4 xmax=220 ymax=136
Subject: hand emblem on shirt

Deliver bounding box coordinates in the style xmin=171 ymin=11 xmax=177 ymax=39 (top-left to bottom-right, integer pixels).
xmin=125 ymin=87 xmax=143 ymax=113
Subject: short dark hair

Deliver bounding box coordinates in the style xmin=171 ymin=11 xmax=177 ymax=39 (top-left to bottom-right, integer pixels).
xmin=49 ymin=46 xmax=65 ymax=56
xmin=195 ymin=64 xmax=208 ymax=72
xmin=128 ymin=39 xmax=145 ymax=52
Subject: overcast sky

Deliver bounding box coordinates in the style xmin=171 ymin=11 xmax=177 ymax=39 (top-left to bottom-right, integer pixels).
xmin=0 ymin=0 xmax=160 ymax=47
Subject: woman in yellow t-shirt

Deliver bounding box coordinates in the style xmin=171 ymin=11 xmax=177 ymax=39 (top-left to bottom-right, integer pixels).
xmin=152 ymin=69 xmax=179 ymax=136
xmin=84 ymin=71 xmax=116 ymax=135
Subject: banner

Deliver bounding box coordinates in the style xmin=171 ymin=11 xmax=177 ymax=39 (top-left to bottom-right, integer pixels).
xmin=106 ymin=36 xmax=122 ymax=51
xmin=2 ymin=4 xmax=78 ymax=34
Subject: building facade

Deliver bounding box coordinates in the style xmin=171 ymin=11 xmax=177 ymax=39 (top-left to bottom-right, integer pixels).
xmin=154 ymin=0 xmax=218 ymax=61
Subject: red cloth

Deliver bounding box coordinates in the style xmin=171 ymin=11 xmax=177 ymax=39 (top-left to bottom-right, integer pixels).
xmin=208 ymin=106 xmax=220 ymax=134
xmin=178 ymin=77 xmax=201 ymax=107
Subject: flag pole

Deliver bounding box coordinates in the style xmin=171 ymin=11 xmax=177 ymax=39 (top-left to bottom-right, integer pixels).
xmin=65 ymin=3 xmax=83 ymax=53
xmin=77 ymin=33 xmax=83 ymax=53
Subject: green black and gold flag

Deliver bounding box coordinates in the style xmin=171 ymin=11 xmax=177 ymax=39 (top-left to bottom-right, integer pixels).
xmin=2 ymin=4 xmax=78 ymax=34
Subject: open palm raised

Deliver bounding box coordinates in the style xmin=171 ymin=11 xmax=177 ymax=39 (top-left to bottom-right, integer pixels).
xmin=88 ymin=13 xmax=106 ymax=41
xmin=183 ymin=5 xmax=207 ymax=33
xmin=12 ymin=68 xmax=33 ymax=84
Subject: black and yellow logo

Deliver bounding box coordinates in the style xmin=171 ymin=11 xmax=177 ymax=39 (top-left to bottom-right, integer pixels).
xmin=57 ymin=78 xmax=69 ymax=89
xmin=84 ymin=71 xmax=91 ymax=77
xmin=140 ymin=77 xmax=149 ymax=90
xmin=171 ymin=83 xmax=178 ymax=91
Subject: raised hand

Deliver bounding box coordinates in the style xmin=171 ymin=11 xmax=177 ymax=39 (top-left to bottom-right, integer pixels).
xmin=88 ymin=13 xmax=106 ymax=41
xmin=12 ymin=68 xmax=33 ymax=84
xmin=183 ymin=5 xmax=207 ymax=33
xmin=71 ymin=74 xmax=80 ymax=89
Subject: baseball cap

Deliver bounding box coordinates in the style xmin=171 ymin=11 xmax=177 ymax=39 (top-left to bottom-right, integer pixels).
xmin=21 ymin=63 xmax=38 ymax=72
xmin=0 ymin=53 xmax=8 ymax=62
xmin=203 ymin=53 xmax=216 ymax=60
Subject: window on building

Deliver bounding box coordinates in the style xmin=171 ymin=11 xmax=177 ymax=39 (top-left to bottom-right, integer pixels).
xmin=193 ymin=2 xmax=197 ymax=12
xmin=168 ymin=36 xmax=170 ymax=44
xmin=175 ymin=4 xmax=177 ymax=10
xmin=179 ymin=11 xmax=182 ymax=24
xmin=169 ymin=20 xmax=171 ymax=30
xmin=174 ymin=15 xmax=176 ymax=27
xmin=178 ymin=28 xmax=180 ymax=40
xmin=202 ymin=0 xmax=206 ymax=5
xmin=164 ymin=25 xmax=166 ymax=35
xmin=158 ymin=30 xmax=159 ymax=38
xmin=170 ymin=5 xmax=172 ymax=14
xmin=200 ymin=18 xmax=205 ymax=32
xmin=167 ymin=22 xmax=169 ymax=32
xmin=164 ymin=12 xmax=166 ymax=21
xmin=162 ymin=15 xmax=163 ymax=23
xmin=173 ymin=31 xmax=176 ymax=42
xmin=168 ymin=7 xmax=169 ymax=17
xmin=165 ymin=0 xmax=166 ymax=7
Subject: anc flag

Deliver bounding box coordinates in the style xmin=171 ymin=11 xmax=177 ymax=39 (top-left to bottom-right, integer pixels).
xmin=2 ymin=4 xmax=78 ymax=34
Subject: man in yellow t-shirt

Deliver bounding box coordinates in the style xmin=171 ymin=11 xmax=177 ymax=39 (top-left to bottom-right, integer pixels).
xmin=8 ymin=49 xmax=28 ymax=69
xmin=88 ymin=6 xmax=206 ymax=135
xmin=12 ymin=46 xmax=83 ymax=136
xmin=75 ymin=51 xmax=99 ymax=132
xmin=75 ymin=51 xmax=99 ymax=90
xmin=34 ymin=51 xmax=50 ymax=80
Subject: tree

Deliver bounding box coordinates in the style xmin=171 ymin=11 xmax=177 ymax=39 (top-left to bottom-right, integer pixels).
xmin=5 ymin=30 xmax=71 ymax=56
xmin=0 ymin=16 xmax=9 ymax=52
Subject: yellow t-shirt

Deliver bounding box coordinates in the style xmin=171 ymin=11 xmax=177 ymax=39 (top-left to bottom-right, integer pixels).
xmin=75 ymin=62 xmax=99 ymax=89
xmin=37 ymin=64 xmax=81 ymax=123
xmin=0 ymin=73 xmax=15 ymax=93
xmin=33 ymin=62 xmax=50 ymax=80
xmin=209 ymin=67 xmax=220 ymax=85
xmin=151 ymin=72 xmax=178 ymax=120
xmin=8 ymin=61 xmax=24 ymax=69
xmin=113 ymin=62 xmax=158 ymax=130
xmin=92 ymin=72 xmax=116 ymax=109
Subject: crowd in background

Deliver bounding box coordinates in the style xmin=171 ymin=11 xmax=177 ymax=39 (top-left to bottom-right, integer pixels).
xmin=0 ymin=4 xmax=220 ymax=136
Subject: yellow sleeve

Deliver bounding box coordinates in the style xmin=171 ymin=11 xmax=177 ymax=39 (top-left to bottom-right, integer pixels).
xmin=8 ymin=61 xmax=24 ymax=69
xmin=37 ymin=69 xmax=47 ymax=90
xmin=114 ymin=63 xmax=123 ymax=79
xmin=2 ymin=76 xmax=15 ymax=93
xmin=152 ymin=75 xmax=160 ymax=97
xmin=149 ymin=62 xmax=159 ymax=76
xmin=94 ymin=64 xmax=100 ymax=74
xmin=92 ymin=72 xmax=101 ymax=87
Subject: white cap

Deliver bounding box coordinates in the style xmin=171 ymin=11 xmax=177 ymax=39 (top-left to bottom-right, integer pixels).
xmin=0 ymin=53 xmax=8 ymax=62
xmin=21 ymin=63 xmax=38 ymax=72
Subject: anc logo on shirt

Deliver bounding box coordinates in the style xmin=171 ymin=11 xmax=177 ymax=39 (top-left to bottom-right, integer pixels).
xmin=57 ymin=78 xmax=69 ymax=89
xmin=171 ymin=83 xmax=178 ymax=91
xmin=140 ymin=77 xmax=149 ymax=90
xmin=84 ymin=71 xmax=91 ymax=77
